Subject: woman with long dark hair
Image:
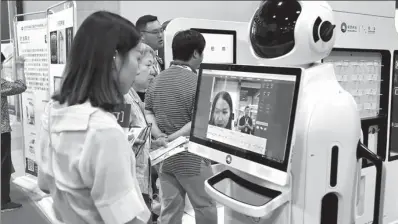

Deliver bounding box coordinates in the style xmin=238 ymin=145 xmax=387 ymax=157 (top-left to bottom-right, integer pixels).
xmin=36 ymin=11 xmax=150 ymax=224
xmin=209 ymin=91 xmax=234 ymax=129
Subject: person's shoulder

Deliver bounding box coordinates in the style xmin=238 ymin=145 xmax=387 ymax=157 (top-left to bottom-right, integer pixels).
xmin=158 ymin=66 xmax=178 ymax=75
xmin=179 ymin=69 xmax=197 ymax=82
xmin=88 ymin=109 xmax=123 ymax=133
xmin=162 ymin=66 xmax=195 ymax=76
xmin=156 ymin=68 xmax=196 ymax=86
xmin=84 ymin=117 xmax=126 ymax=153
xmin=88 ymin=125 xmax=125 ymax=144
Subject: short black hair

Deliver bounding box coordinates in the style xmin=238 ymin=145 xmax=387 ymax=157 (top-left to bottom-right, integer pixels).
xmin=52 ymin=11 xmax=141 ymax=112
xmin=136 ymin=15 xmax=158 ymax=32
xmin=172 ymin=30 xmax=206 ymax=61
xmin=1 ymin=53 xmax=5 ymax=63
xmin=245 ymin=106 xmax=250 ymax=110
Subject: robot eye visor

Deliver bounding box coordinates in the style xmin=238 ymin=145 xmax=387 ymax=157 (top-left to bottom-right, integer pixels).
xmin=249 ymin=0 xmax=302 ymax=59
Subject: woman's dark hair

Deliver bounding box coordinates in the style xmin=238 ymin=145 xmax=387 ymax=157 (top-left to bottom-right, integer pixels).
xmin=209 ymin=91 xmax=233 ymax=129
xmin=52 ymin=11 xmax=141 ymax=111
xmin=172 ymin=29 xmax=206 ymax=61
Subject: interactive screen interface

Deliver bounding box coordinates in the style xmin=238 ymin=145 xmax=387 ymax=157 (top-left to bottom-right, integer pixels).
xmin=192 ymin=68 xmax=298 ymax=165
xmin=191 ymin=29 xmax=235 ymax=64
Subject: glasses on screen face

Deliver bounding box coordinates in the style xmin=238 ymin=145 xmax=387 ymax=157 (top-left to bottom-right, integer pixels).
xmin=142 ymin=28 xmax=164 ymax=35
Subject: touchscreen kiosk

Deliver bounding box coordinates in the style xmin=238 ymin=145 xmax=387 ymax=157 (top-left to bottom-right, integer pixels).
xmin=190 ymin=64 xmax=300 ymax=186
xmin=190 ymin=29 xmax=236 ymax=64
xmin=188 ymin=64 xmax=300 ymax=218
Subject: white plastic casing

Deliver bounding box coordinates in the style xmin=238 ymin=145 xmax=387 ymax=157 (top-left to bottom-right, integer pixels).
xmin=249 ymin=1 xmax=336 ymax=67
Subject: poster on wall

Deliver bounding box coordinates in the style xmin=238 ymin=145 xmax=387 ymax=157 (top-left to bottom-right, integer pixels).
xmin=15 ymin=18 xmax=48 ymax=177
xmin=47 ymin=5 xmax=74 ymax=96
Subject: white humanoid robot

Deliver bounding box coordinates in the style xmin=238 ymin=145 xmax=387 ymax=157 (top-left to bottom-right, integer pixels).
xmin=188 ymin=1 xmax=384 ymax=224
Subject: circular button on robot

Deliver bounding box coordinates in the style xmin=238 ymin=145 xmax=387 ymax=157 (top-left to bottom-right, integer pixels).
xmin=319 ymin=21 xmax=336 ymax=42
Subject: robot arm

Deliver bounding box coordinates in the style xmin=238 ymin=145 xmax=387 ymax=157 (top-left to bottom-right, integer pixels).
xmin=356 ymin=130 xmax=384 ymax=224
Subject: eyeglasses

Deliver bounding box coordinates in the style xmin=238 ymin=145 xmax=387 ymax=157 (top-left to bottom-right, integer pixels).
xmin=142 ymin=28 xmax=164 ymax=35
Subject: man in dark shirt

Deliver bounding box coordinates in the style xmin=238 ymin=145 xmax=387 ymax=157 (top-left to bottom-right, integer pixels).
xmin=238 ymin=106 xmax=254 ymax=134
xmin=145 ymin=30 xmax=217 ymax=224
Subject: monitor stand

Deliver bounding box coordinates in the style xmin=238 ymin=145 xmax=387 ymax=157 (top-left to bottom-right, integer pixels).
xmin=205 ymin=167 xmax=291 ymax=224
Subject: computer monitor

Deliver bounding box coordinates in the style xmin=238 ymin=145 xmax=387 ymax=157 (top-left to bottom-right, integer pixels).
xmin=189 ymin=64 xmax=301 ymax=186
xmin=191 ymin=28 xmax=236 ymax=64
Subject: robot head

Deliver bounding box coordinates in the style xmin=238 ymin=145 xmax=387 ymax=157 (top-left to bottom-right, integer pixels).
xmin=249 ymin=0 xmax=336 ymax=66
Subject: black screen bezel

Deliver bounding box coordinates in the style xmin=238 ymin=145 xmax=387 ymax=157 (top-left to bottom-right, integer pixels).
xmin=190 ymin=63 xmax=302 ymax=172
xmin=389 ymin=50 xmax=398 ymax=162
xmin=190 ymin=28 xmax=237 ymax=64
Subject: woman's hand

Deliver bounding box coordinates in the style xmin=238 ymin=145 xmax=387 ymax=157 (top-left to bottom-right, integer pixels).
xmin=133 ymin=139 xmax=146 ymax=147
xmin=128 ymin=133 xmax=145 ymax=147
xmin=157 ymin=133 xmax=168 ymax=138
xmin=151 ymin=137 xmax=168 ymax=150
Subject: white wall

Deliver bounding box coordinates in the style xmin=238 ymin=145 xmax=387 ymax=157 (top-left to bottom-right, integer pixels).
xmin=22 ymin=1 xmax=59 ymax=20
xmin=22 ymin=1 xmax=119 ymax=28
xmin=120 ymin=1 xmax=396 ymax=25
xmin=74 ymin=1 xmax=120 ymax=28
xmin=396 ymin=10 xmax=398 ymax=33
xmin=120 ymin=1 xmax=260 ymax=24
xmin=22 ymin=1 xmax=396 ymax=28
xmin=329 ymin=1 xmax=395 ymax=18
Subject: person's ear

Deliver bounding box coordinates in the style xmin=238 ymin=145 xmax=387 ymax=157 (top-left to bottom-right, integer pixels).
xmin=192 ymin=50 xmax=200 ymax=59
xmin=113 ymin=51 xmax=122 ymax=74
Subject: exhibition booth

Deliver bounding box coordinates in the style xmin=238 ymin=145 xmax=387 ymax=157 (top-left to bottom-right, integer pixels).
xmin=1 ymin=0 xmax=398 ymax=224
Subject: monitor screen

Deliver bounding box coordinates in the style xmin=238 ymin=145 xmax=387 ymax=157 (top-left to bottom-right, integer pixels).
xmin=191 ymin=64 xmax=301 ymax=171
xmin=191 ymin=28 xmax=236 ymax=64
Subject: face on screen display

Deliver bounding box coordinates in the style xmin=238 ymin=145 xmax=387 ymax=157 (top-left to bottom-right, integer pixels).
xmin=210 ymin=91 xmax=233 ymax=129
xmin=193 ymin=70 xmax=296 ymax=164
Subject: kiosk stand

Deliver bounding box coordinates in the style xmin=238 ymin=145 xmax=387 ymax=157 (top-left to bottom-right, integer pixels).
xmin=189 ymin=63 xmax=384 ymax=224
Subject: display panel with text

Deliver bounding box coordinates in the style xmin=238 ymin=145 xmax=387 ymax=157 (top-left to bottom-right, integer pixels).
xmin=191 ymin=65 xmax=300 ymax=171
